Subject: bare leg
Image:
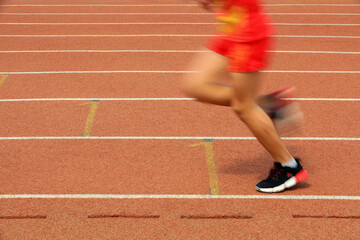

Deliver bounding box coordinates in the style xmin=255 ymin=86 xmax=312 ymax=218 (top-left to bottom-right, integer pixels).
xmin=182 ymin=49 xmax=233 ymax=106
xmin=230 ymin=71 xmax=292 ymax=163
xmin=183 ymin=50 xmax=293 ymax=163
xmin=182 ymin=48 xmax=273 ymax=108
xmin=183 ymin=46 xmax=308 ymax=192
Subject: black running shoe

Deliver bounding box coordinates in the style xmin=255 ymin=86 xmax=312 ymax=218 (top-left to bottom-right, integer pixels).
xmin=256 ymin=158 xmax=308 ymax=193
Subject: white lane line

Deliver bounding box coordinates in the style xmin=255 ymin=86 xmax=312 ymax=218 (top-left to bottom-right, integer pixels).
xmin=0 ymin=35 xmax=359 ymax=39
xmin=1 ymin=4 xmax=359 ymax=6
xmin=0 ymin=50 xmax=212 ymax=53
xmin=0 ymin=4 xmax=199 ymax=7
xmin=0 ymin=23 xmax=359 ymax=26
xmin=271 ymin=13 xmax=360 ymax=16
xmin=264 ymin=70 xmax=360 ymax=73
xmin=0 ymin=98 xmax=359 ymax=102
xmin=0 ymin=50 xmax=359 ymax=54
xmin=0 ymin=13 xmax=359 ymax=16
xmin=273 ymin=51 xmax=360 ymax=54
xmin=273 ymin=23 xmax=360 ymax=26
xmin=0 ymin=34 xmax=217 ymax=37
xmin=276 ymin=35 xmax=360 ymax=39
xmin=0 ymin=98 xmax=196 ymax=102
xmin=1 ymin=70 xmax=359 ymax=74
xmin=0 ymin=22 xmax=219 ymax=25
xmin=0 ymin=13 xmax=215 ymax=15
xmin=0 ymin=136 xmax=359 ymax=141
xmin=265 ymin=4 xmax=360 ymax=6
xmin=0 ymin=194 xmax=359 ymax=200
xmin=0 ymin=71 xmax=199 ymax=74
xmin=284 ymin=98 xmax=360 ymax=101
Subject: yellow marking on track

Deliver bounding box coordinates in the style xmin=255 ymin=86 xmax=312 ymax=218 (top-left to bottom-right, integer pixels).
xmin=80 ymin=100 xmax=99 ymax=136
xmin=0 ymin=74 xmax=9 ymax=87
xmin=190 ymin=139 xmax=220 ymax=195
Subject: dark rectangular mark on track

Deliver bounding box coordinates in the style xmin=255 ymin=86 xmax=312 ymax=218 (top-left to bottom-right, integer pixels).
xmin=181 ymin=214 xmax=252 ymax=220
xmin=293 ymin=215 xmax=360 ymax=219
xmin=88 ymin=214 xmax=160 ymax=219
xmin=0 ymin=215 xmax=46 ymax=219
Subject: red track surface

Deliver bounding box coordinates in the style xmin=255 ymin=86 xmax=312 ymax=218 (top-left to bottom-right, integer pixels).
xmin=0 ymin=0 xmax=359 ymax=239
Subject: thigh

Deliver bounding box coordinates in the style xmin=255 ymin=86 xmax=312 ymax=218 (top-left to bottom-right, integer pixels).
xmin=185 ymin=47 xmax=228 ymax=84
xmin=230 ymin=71 xmax=261 ymax=104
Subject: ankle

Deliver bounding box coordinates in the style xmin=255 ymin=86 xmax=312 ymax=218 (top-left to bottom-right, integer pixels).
xmin=281 ymin=158 xmax=298 ymax=168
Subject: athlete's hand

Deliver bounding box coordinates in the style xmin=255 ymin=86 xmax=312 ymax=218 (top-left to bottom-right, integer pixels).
xmin=197 ymin=0 xmax=213 ymax=11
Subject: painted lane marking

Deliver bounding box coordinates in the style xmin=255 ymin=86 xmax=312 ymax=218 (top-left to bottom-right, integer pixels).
xmin=275 ymin=35 xmax=360 ymax=39
xmin=0 ymin=22 xmax=219 ymax=25
xmin=272 ymin=51 xmax=360 ymax=54
xmin=1 ymin=4 xmax=359 ymax=7
xmin=284 ymin=98 xmax=360 ymax=101
xmin=0 ymin=98 xmax=359 ymax=102
xmin=1 ymin=4 xmax=359 ymax=6
xmin=0 ymin=74 xmax=9 ymax=87
xmin=0 ymin=194 xmax=359 ymax=200
xmin=0 ymin=13 xmax=359 ymax=16
xmin=0 ymin=23 xmax=359 ymax=26
xmin=0 ymin=98 xmax=196 ymax=101
xmin=0 ymin=35 xmax=359 ymax=39
xmin=271 ymin=13 xmax=360 ymax=16
xmin=263 ymin=70 xmax=360 ymax=73
xmin=0 ymin=4 xmax=200 ymax=7
xmin=0 ymin=50 xmax=359 ymax=54
xmin=0 ymin=13 xmax=215 ymax=15
xmin=0 ymin=50 xmax=210 ymax=53
xmin=0 ymin=70 xmax=359 ymax=75
xmin=79 ymin=100 xmax=99 ymax=137
xmin=265 ymin=4 xmax=360 ymax=6
xmin=0 ymin=136 xmax=359 ymax=141
xmin=191 ymin=139 xmax=220 ymax=195
xmin=273 ymin=23 xmax=360 ymax=26
xmin=0 ymin=34 xmax=215 ymax=37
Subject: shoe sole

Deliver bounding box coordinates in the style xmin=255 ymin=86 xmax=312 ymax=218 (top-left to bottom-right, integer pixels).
xmin=256 ymin=169 xmax=309 ymax=193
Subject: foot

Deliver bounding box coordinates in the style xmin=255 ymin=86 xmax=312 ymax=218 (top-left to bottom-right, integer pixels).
xmin=263 ymin=86 xmax=304 ymax=135
xmin=256 ymin=158 xmax=308 ymax=193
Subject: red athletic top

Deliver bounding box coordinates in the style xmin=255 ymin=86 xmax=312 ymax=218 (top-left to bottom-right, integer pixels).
xmin=214 ymin=0 xmax=274 ymax=42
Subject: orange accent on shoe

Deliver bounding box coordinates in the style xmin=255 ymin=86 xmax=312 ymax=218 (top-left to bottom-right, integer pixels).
xmin=295 ymin=169 xmax=308 ymax=182
xmin=272 ymin=85 xmax=295 ymax=108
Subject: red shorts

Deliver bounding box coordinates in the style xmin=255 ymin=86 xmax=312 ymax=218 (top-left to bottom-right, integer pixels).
xmin=205 ymin=37 xmax=273 ymax=73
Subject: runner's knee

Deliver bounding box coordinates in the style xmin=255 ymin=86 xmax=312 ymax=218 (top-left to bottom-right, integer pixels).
xmin=231 ymin=98 xmax=254 ymax=120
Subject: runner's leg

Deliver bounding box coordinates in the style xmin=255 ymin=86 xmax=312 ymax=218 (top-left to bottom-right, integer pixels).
xmin=230 ymin=71 xmax=293 ymax=163
xmin=182 ymin=48 xmax=233 ymax=106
